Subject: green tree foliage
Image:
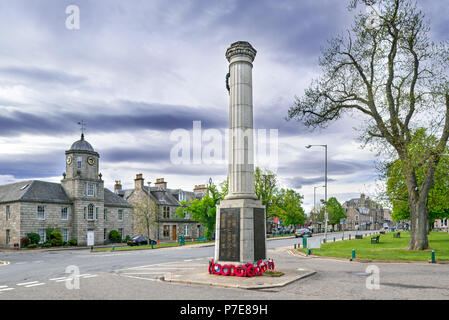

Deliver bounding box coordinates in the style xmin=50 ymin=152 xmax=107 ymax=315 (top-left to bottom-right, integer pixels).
xmin=326 ymin=197 xmax=347 ymax=226
xmin=50 ymin=230 xmax=63 ymax=246
xmin=176 ymin=183 xmax=225 ymax=240
xmin=26 ymin=232 xmax=40 ymax=245
xmin=254 ymin=167 xmax=278 ymax=218
xmin=385 ymin=128 xmax=449 ymax=223
xmin=270 ymin=188 xmax=306 ymax=226
xmin=109 ymin=230 xmax=122 ymax=243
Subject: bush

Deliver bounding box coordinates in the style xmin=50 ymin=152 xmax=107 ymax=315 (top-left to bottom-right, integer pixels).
xmin=50 ymin=231 xmax=63 ymax=246
xmin=124 ymin=235 xmax=131 ymax=243
xmin=26 ymin=244 xmax=38 ymax=249
xmin=21 ymin=236 xmax=30 ymax=247
xmin=42 ymin=242 xmax=51 ymax=248
xmin=46 ymin=227 xmax=55 ymax=243
xmin=27 ymin=232 xmax=40 ymax=245
xmin=109 ymin=230 xmax=121 ymax=243
xmin=68 ymin=238 xmax=77 ymax=246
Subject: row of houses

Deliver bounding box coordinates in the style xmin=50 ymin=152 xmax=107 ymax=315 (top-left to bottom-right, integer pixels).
xmin=0 ymin=134 xmax=205 ymax=248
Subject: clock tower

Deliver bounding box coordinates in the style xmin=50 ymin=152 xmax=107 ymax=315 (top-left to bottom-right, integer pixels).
xmin=61 ymin=133 xmax=105 ymax=245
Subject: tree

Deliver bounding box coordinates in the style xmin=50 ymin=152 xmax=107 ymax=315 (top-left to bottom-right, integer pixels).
xmin=287 ymin=0 xmax=449 ymax=250
xmin=132 ymin=197 xmax=159 ymax=239
xmin=270 ymin=188 xmax=306 ymax=226
xmin=385 ymin=128 xmax=449 ymax=229
xmin=175 ymin=183 xmax=225 ymax=240
xmin=254 ymin=167 xmax=278 ymax=219
xmin=326 ymin=197 xmax=347 ymax=227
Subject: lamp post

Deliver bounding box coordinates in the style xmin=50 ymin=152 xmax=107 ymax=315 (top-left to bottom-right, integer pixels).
xmin=313 ymin=185 xmax=325 ymax=233
xmin=306 ymin=144 xmax=328 ymax=241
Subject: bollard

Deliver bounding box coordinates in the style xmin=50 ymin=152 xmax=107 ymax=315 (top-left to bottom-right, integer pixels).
xmin=303 ymin=237 xmax=307 ymax=248
xmin=323 ymin=238 xmax=326 ymax=244
xmin=333 ymin=237 xmax=336 ymax=242
xmin=352 ymin=249 xmax=356 ymax=260
xmin=307 ymin=249 xmax=312 ymax=256
xmin=294 ymin=243 xmax=297 ymax=249
xmin=151 ymin=242 xmax=154 ymax=249
xmin=112 ymin=245 xmax=115 ymax=251
xmin=90 ymin=246 xmax=93 ymax=252
xmin=431 ymin=250 xmax=436 ymax=263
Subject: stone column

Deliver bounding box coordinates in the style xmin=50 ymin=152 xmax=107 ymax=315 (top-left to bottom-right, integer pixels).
xmin=214 ymin=41 xmax=266 ymax=265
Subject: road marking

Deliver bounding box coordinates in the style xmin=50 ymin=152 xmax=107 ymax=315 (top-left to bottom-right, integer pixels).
xmin=0 ymin=261 xmax=10 ymax=266
xmin=25 ymin=283 xmax=45 ymax=288
xmin=49 ymin=277 xmax=69 ymax=281
xmin=0 ymin=288 xmax=14 ymax=292
xmin=17 ymin=281 xmax=39 ymax=286
xmin=81 ymin=275 xmax=98 ymax=278
xmin=0 ymin=285 xmax=8 ymax=289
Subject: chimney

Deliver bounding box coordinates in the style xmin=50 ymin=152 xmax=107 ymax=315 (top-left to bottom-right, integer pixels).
xmin=114 ymin=180 xmax=122 ymax=193
xmin=155 ymin=178 xmax=167 ymax=189
xmin=194 ymin=184 xmax=207 ymax=194
xmin=135 ymin=173 xmax=144 ymax=190
xmin=360 ymin=193 xmax=366 ymax=207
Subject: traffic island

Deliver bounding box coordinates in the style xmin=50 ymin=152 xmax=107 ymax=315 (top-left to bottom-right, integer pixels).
xmin=162 ymin=264 xmax=315 ymax=290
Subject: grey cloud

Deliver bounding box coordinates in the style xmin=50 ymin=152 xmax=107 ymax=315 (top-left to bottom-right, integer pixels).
xmin=285 ymin=176 xmax=337 ymax=189
xmin=0 ymin=66 xmax=86 ymax=85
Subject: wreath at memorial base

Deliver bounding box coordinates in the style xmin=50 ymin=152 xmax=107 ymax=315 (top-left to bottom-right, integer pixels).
xmin=208 ymin=259 xmax=275 ymax=277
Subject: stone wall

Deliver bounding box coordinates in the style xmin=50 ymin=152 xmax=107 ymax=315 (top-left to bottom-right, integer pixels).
xmin=0 ymin=202 xmax=21 ymax=248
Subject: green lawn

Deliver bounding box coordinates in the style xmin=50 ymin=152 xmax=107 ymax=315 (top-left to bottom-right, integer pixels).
xmin=298 ymin=231 xmax=449 ymax=261
xmin=92 ymin=240 xmax=214 ymax=252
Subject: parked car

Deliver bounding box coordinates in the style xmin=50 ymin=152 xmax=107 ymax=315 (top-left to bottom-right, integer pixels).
xmin=127 ymin=236 xmax=157 ymax=246
xmin=295 ymin=228 xmax=312 ymax=238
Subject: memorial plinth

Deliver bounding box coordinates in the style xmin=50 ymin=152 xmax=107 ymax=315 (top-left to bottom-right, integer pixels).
xmin=214 ymin=41 xmax=266 ymax=265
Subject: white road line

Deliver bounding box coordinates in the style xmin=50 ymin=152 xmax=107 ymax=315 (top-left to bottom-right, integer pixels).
xmin=0 ymin=288 xmax=14 ymax=292
xmin=0 ymin=285 xmax=8 ymax=288
xmin=120 ymin=275 xmax=159 ymax=282
xmin=183 ymin=259 xmax=193 ymax=262
xmin=121 ymin=272 xmax=167 ymax=275
xmin=49 ymin=277 xmax=69 ymax=281
xmin=25 ymin=283 xmax=45 ymax=288
xmin=17 ymin=281 xmax=39 ymax=286
xmin=81 ymin=275 xmax=98 ymax=278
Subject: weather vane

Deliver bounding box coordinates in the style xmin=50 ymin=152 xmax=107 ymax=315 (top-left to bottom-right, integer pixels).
xmin=77 ymin=120 xmax=86 ymax=138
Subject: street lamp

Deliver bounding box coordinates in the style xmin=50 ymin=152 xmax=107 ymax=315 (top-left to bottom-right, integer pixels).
xmin=313 ymin=185 xmax=325 ymax=233
xmin=306 ymin=144 xmax=328 ymax=241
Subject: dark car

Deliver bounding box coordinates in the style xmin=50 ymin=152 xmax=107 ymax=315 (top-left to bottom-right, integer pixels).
xmin=295 ymin=228 xmax=312 ymax=238
xmin=127 ymin=236 xmax=157 ymax=246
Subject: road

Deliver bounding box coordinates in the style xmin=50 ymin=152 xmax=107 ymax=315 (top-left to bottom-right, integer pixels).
xmin=3 ymin=230 xmax=447 ymax=300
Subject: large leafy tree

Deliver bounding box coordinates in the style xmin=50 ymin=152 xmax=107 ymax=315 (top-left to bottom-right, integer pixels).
xmin=270 ymin=188 xmax=306 ymax=226
xmin=132 ymin=197 xmax=159 ymax=240
xmin=326 ymin=197 xmax=347 ymax=227
xmin=287 ymin=0 xmax=449 ymax=250
xmin=254 ymin=167 xmax=278 ymax=218
xmin=175 ymin=183 xmax=225 ymax=240
xmin=385 ymin=128 xmax=449 ymax=227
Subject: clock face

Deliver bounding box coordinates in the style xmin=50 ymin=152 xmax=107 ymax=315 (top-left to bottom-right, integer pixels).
xmin=66 ymin=156 xmax=72 ymax=165
xmin=87 ymin=157 xmax=95 ymax=166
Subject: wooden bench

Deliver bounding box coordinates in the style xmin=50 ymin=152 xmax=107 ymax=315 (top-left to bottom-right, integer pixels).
xmin=393 ymin=232 xmax=401 ymax=238
xmin=197 ymin=237 xmax=207 ymax=242
xmin=371 ymin=235 xmax=380 ymax=244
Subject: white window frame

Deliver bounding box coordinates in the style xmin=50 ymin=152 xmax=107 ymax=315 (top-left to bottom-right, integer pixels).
xmin=62 ymin=229 xmax=69 ymax=242
xmin=118 ymin=228 xmax=124 ymax=239
xmin=184 ymin=225 xmax=189 ymax=236
xmin=95 ymin=207 xmax=99 ymax=220
xmin=61 ymin=207 xmax=69 ymax=220
xmin=37 ymin=205 xmax=45 ymax=220
xmin=118 ymin=209 xmax=123 ymax=221
xmin=38 ymin=229 xmax=46 ymax=244
xmin=87 ymin=204 xmax=94 ymax=220
xmin=88 ymin=184 xmax=95 ymax=196
xmin=77 ymin=156 xmax=82 ymax=169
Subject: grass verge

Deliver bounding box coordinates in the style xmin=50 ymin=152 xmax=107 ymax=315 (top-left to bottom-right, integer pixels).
xmin=298 ymin=231 xmax=449 ymax=261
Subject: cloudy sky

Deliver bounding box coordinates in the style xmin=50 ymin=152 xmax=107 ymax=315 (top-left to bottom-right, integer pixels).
xmin=0 ymin=0 xmax=447 ymax=212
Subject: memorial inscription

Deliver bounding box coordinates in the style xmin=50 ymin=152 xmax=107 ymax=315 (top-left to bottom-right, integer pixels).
xmin=253 ymin=208 xmax=266 ymax=261
xmin=219 ymin=208 xmax=240 ymax=262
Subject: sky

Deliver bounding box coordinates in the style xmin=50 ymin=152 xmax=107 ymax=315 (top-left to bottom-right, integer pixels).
xmin=0 ymin=0 xmax=448 ymax=213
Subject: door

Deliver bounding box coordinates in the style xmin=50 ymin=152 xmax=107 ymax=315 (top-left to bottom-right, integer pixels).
xmin=87 ymin=230 xmax=95 ymax=246
xmin=171 ymin=225 xmax=177 ymax=241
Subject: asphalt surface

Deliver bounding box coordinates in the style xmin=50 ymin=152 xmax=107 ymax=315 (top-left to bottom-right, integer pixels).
xmin=2 ymin=230 xmax=447 ymax=300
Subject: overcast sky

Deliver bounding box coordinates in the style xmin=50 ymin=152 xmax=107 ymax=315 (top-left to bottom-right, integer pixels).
xmin=0 ymin=0 xmax=447 ymax=212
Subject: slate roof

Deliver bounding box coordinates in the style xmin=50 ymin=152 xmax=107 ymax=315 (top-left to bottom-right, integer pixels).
xmin=69 ymin=134 xmax=95 ymax=152
xmin=104 ymin=188 xmax=132 ymax=208
xmin=0 ymin=180 xmax=71 ymax=204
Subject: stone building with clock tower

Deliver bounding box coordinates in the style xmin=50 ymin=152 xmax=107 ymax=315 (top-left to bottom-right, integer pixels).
xmin=0 ymin=134 xmax=133 ymax=247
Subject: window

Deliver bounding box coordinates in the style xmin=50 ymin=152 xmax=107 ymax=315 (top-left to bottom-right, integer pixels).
xmin=104 ymin=208 xmax=107 ymax=221
xmin=61 ymin=207 xmax=68 ymax=220
xmin=38 ymin=229 xmax=46 ymax=244
xmin=163 ymin=225 xmax=170 ymax=237
xmin=77 ymin=157 xmax=82 ymax=169
xmin=88 ymin=184 xmax=94 ymax=196
xmin=118 ymin=209 xmax=123 ymax=221
xmin=95 ymin=207 xmax=99 ymax=220
xmin=37 ymin=205 xmax=45 ymax=220
xmin=184 ymin=225 xmax=189 ymax=236
xmin=118 ymin=228 xmax=124 ymax=239
xmin=6 ymin=205 xmax=10 ymax=220
xmin=88 ymin=204 xmax=94 ymax=220
xmin=62 ymin=229 xmax=69 ymax=242
xmin=163 ymin=206 xmax=170 ymax=219
xmin=104 ymin=228 xmax=107 ymax=240
xmin=6 ymin=230 xmax=10 ymax=244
